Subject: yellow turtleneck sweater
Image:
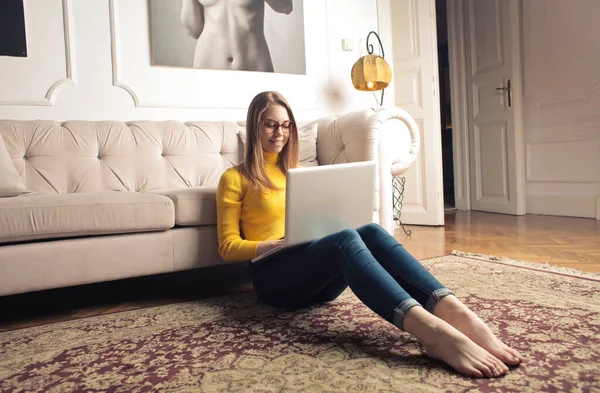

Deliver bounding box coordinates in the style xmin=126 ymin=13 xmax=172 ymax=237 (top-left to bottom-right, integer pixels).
xmin=216 ymin=151 xmax=286 ymax=262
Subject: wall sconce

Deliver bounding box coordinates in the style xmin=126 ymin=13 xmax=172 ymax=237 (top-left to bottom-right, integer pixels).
xmin=350 ymin=31 xmax=392 ymax=107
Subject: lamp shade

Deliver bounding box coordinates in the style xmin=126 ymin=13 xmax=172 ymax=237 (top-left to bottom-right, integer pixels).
xmin=351 ymin=54 xmax=392 ymax=91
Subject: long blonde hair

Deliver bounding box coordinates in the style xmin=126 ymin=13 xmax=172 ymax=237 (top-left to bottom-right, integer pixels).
xmin=239 ymin=91 xmax=299 ymax=191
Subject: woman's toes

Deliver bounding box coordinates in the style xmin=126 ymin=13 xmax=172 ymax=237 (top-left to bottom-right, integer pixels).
xmin=469 ymin=367 xmax=484 ymax=378
xmin=508 ymin=348 xmax=523 ymax=363
xmin=501 ymin=347 xmax=522 ymax=365
xmin=488 ymin=356 xmax=508 ymax=376
xmin=478 ymin=363 xmax=494 ymax=378
xmin=497 ymin=362 xmax=508 ymax=375
xmin=489 ymin=361 xmax=502 ymax=377
xmin=485 ymin=364 xmax=497 ymax=377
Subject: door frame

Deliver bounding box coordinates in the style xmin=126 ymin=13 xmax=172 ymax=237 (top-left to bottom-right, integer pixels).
xmin=446 ymin=0 xmax=527 ymax=213
xmin=377 ymin=0 xmax=445 ymax=226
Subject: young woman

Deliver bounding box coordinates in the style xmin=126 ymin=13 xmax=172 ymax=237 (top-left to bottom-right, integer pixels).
xmin=216 ymin=91 xmax=523 ymax=378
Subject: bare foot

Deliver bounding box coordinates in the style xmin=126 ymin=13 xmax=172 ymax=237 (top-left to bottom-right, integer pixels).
xmin=403 ymin=306 xmax=509 ymax=378
xmin=434 ymin=296 xmax=523 ymax=366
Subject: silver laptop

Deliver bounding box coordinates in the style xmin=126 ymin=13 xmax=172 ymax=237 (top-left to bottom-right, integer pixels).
xmin=251 ymin=161 xmax=376 ymax=262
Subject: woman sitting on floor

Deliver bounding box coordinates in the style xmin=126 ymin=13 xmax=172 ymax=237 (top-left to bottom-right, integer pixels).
xmin=216 ymin=91 xmax=523 ymax=378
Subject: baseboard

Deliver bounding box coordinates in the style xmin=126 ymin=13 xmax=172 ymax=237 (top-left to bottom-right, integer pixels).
xmin=526 ymin=194 xmax=597 ymax=219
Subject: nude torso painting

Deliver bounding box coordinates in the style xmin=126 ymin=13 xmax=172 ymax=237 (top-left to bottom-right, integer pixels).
xmin=181 ymin=0 xmax=293 ymax=72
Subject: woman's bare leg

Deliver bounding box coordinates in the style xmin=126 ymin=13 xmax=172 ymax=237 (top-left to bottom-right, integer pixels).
xmin=403 ymin=306 xmax=509 ymax=378
xmin=433 ymin=295 xmax=522 ymax=366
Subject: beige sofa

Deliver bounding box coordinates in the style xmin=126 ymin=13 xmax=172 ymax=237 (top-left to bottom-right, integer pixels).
xmin=0 ymin=107 xmax=420 ymax=297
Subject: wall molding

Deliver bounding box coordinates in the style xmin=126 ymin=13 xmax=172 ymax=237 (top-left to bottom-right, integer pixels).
xmin=525 ymin=120 xmax=600 ymax=185
xmin=525 ymin=83 xmax=600 ymax=111
xmin=521 ymin=0 xmax=600 ymax=126
xmin=109 ymin=0 xmax=245 ymax=108
xmin=524 ymin=113 xmax=600 ymax=129
xmin=525 ymin=119 xmax=600 ymax=184
xmin=527 ymin=194 xmax=598 ymax=219
xmin=108 ymin=0 xmax=331 ymax=110
xmin=526 ymin=120 xmax=600 ymax=143
xmin=524 ymin=83 xmax=600 ymax=126
xmin=109 ymin=0 xmax=141 ymax=106
xmin=526 ymin=138 xmax=600 ymax=184
xmin=0 ymin=0 xmax=76 ymax=106
xmin=45 ymin=0 xmax=76 ymax=105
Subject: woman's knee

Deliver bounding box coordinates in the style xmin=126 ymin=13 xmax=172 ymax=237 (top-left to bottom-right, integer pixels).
xmin=334 ymin=228 xmax=362 ymax=245
xmin=357 ymin=223 xmax=388 ymax=238
xmin=356 ymin=223 xmax=401 ymax=249
xmin=327 ymin=229 xmax=368 ymax=258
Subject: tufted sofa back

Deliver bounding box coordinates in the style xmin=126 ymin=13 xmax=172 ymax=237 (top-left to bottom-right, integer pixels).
xmin=0 ymin=120 xmax=244 ymax=194
xmin=0 ymin=108 xmax=422 ymax=234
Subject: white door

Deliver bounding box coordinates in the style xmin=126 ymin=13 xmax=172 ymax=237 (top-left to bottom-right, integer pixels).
xmin=388 ymin=0 xmax=444 ymax=226
xmin=463 ymin=0 xmax=526 ymax=214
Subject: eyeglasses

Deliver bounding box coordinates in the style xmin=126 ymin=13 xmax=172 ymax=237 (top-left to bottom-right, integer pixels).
xmin=261 ymin=120 xmax=295 ymax=133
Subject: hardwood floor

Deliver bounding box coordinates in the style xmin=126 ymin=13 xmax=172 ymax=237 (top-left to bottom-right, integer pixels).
xmin=1 ymin=211 xmax=599 ymax=332
xmin=400 ymin=211 xmax=600 ymax=273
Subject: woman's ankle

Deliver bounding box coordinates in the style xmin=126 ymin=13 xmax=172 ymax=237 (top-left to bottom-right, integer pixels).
xmin=403 ymin=306 xmax=448 ymax=345
xmin=433 ymin=295 xmax=471 ymax=321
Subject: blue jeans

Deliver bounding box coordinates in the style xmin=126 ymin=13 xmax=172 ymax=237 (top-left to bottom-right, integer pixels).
xmin=251 ymin=223 xmax=453 ymax=331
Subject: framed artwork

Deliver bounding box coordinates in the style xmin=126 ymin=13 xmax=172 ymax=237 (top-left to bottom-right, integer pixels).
xmin=0 ymin=0 xmax=28 ymax=57
xmin=148 ymin=0 xmax=306 ymax=75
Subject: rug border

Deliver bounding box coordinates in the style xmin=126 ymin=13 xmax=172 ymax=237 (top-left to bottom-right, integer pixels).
xmin=425 ymin=250 xmax=600 ymax=283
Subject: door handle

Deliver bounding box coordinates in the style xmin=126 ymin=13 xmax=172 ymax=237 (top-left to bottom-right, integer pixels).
xmin=496 ymin=79 xmax=512 ymax=107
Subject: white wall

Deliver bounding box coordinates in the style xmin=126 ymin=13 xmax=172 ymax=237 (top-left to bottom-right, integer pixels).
xmin=521 ymin=0 xmax=600 ymax=219
xmin=0 ymin=0 xmax=391 ymax=123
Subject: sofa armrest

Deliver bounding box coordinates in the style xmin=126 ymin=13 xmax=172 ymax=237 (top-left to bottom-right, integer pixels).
xmin=314 ymin=107 xmax=421 ymax=235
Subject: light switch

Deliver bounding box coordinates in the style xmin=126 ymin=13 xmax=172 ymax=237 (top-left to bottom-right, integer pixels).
xmin=342 ymin=38 xmax=354 ymax=52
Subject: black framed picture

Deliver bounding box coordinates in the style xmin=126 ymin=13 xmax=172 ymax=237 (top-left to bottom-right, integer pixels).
xmin=0 ymin=0 xmax=28 ymax=57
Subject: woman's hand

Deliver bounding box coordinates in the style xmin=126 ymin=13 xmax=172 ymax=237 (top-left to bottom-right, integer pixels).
xmin=256 ymin=239 xmax=284 ymax=256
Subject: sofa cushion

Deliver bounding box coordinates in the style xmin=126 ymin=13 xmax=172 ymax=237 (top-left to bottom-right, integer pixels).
xmin=0 ymin=192 xmax=174 ymax=244
xmin=0 ymin=134 xmax=32 ymax=198
xmin=149 ymin=187 xmax=217 ymax=226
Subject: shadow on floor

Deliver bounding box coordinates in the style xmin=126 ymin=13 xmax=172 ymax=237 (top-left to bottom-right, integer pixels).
xmin=0 ymin=262 xmax=254 ymax=330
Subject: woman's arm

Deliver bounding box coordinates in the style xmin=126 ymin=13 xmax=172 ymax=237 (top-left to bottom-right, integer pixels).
xmin=264 ymin=0 xmax=293 ymax=14
xmin=216 ymin=169 xmax=261 ymax=262
xmin=181 ymin=0 xmax=204 ymax=39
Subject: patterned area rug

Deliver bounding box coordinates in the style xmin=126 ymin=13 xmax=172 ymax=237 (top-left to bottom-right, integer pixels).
xmin=1 ymin=254 xmax=599 ymax=393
